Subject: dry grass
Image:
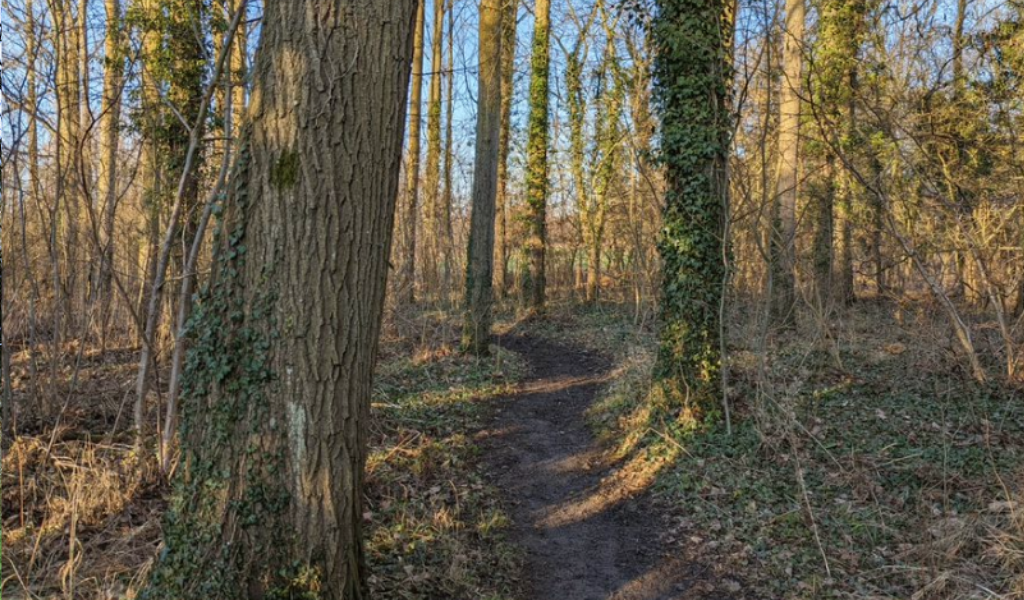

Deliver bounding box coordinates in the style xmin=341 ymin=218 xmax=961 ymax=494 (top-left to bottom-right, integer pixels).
xmin=2 ymin=437 xmax=164 ymax=599
xmin=2 ymin=307 xmax=523 ymax=600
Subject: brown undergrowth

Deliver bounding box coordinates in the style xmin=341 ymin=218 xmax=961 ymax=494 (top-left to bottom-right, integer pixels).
xmin=2 ymin=307 xmax=525 ymax=599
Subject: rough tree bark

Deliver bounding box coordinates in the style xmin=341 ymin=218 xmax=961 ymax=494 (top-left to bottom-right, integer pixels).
xmin=141 ymin=2 xmax=416 ymax=598
xmin=463 ymin=0 xmax=504 ymax=355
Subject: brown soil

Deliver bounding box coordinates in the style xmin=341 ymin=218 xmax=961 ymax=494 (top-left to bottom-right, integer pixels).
xmin=482 ymin=333 xmax=740 ymax=600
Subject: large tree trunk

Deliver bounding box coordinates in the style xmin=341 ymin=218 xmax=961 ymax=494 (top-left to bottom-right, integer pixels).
xmin=463 ymin=0 xmax=504 ymax=355
xmin=652 ymin=0 xmax=735 ymax=422
xmin=142 ymin=2 xmax=416 ymax=598
xmin=401 ymin=3 xmax=426 ymax=305
xmin=494 ymin=0 xmax=519 ymax=298
xmin=524 ymin=0 xmax=552 ymax=312
xmin=770 ymin=0 xmax=804 ymax=328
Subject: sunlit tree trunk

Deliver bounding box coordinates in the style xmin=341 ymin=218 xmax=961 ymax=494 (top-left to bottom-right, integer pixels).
xmin=464 ymin=0 xmax=504 ymax=354
xmin=494 ymin=0 xmax=519 ymax=298
xmin=142 ymin=1 xmax=416 ymax=597
xmin=652 ymin=0 xmax=735 ymax=422
xmin=134 ymin=0 xmax=166 ymax=435
xmin=566 ymin=46 xmax=589 ymax=299
xmin=524 ymin=0 xmax=551 ymax=311
xmin=770 ymin=0 xmax=804 ymax=328
xmin=585 ymin=28 xmax=622 ymax=304
xmin=811 ymin=0 xmax=866 ymax=307
xmin=401 ymin=2 xmax=426 ymax=305
xmin=424 ymin=0 xmax=445 ymax=299
xmin=98 ymin=0 xmax=124 ymax=341
xmin=52 ymin=0 xmax=83 ymax=340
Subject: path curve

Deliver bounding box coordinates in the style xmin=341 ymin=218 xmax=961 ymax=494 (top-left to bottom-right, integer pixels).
xmin=482 ymin=333 xmax=735 ymax=600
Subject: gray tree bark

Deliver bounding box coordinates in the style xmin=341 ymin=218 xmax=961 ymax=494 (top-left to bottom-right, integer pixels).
xmin=142 ymin=2 xmax=416 ymax=598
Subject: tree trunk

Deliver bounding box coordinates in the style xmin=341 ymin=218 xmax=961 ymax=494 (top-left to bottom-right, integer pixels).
xmin=586 ymin=31 xmax=621 ymax=304
xmin=463 ymin=0 xmax=504 ymax=355
xmin=98 ymin=0 xmax=124 ymax=342
xmin=652 ymin=0 xmax=735 ymax=422
xmin=134 ymin=0 xmax=166 ymax=435
xmin=142 ymin=2 xmax=416 ymax=598
xmin=401 ymin=2 xmax=426 ymax=305
xmin=524 ymin=0 xmax=552 ymax=312
xmin=812 ymin=157 xmax=835 ymax=308
xmin=442 ymin=0 xmax=456 ymax=303
xmin=771 ymin=0 xmax=804 ymax=328
xmin=424 ymin=0 xmax=445 ymax=300
xmin=494 ymin=0 xmax=519 ymax=298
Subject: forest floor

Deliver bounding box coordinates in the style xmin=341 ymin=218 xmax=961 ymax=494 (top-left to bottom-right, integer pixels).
xmin=541 ymin=303 xmax=1024 ymax=600
xmin=4 ymin=301 xmax=1024 ymax=599
xmin=483 ymin=331 xmax=738 ymax=600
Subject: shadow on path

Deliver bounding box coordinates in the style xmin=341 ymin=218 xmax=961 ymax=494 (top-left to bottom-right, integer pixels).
xmin=481 ymin=333 xmax=739 ymax=600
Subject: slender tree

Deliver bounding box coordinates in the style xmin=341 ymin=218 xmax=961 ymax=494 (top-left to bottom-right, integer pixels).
xmin=402 ymin=2 xmax=427 ymax=304
xmin=584 ymin=16 xmax=623 ymax=303
xmin=651 ymin=0 xmax=735 ymax=422
xmin=565 ymin=6 xmax=594 ymax=302
xmin=494 ymin=0 xmax=519 ymax=297
xmin=97 ymin=0 xmax=124 ymax=338
xmin=811 ymin=0 xmax=869 ymax=306
xmin=464 ymin=0 xmax=504 ymax=354
xmin=442 ymin=0 xmax=456 ymax=301
xmin=425 ymin=0 xmax=446 ymax=298
xmin=141 ymin=1 xmax=417 ymax=597
xmin=770 ymin=0 xmax=805 ymax=328
xmin=523 ymin=0 xmax=552 ymax=311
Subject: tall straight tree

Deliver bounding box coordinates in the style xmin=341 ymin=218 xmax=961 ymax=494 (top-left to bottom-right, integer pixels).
xmin=494 ymin=0 xmax=519 ymax=297
xmin=97 ymin=0 xmax=124 ymax=336
xmin=651 ymin=0 xmax=735 ymax=422
xmin=424 ymin=0 xmax=446 ymax=298
xmin=811 ymin=0 xmax=869 ymax=306
xmin=402 ymin=2 xmax=427 ymax=304
xmin=523 ymin=0 xmax=552 ymax=311
xmin=442 ymin=0 xmax=456 ymax=296
xmin=771 ymin=0 xmax=805 ymax=328
xmin=141 ymin=1 xmax=417 ymax=597
xmin=464 ymin=0 xmax=504 ymax=354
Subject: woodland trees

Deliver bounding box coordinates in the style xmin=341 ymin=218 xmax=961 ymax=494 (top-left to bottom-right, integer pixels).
xmin=4 ymin=0 xmax=1024 ymax=594
xmin=140 ymin=1 xmax=416 ymax=597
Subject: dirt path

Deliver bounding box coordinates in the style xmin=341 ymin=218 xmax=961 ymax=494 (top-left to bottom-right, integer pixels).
xmin=482 ymin=333 xmax=736 ymax=600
